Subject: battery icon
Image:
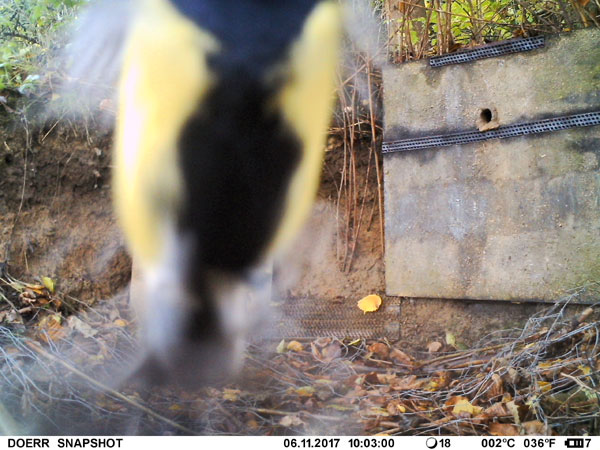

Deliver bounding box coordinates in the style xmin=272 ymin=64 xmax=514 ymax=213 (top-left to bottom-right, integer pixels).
xmin=565 ymin=438 xmax=584 ymax=448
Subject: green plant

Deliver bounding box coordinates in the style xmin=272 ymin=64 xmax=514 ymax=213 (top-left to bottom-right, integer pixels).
xmin=384 ymin=0 xmax=599 ymax=62
xmin=0 ymin=0 xmax=86 ymax=93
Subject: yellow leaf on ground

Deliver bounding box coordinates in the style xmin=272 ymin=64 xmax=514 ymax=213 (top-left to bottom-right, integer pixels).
xmin=113 ymin=319 xmax=128 ymax=327
xmin=537 ymin=381 xmax=552 ymax=393
xmin=295 ymin=386 xmax=315 ymax=397
xmin=287 ymin=340 xmax=304 ymax=352
xmin=426 ymin=380 xmax=439 ymax=391
xmin=445 ymin=332 xmax=456 ymax=347
xmin=27 ymin=284 xmax=46 ymax=296
xmin=368 ymin=407 xmax=389 ymax=416
xmin=41 ymin=277 xmax=55 ymax=293
xmin=223 ymin=389 xmax=241 ymax=402
xmin=276 ymin=339 xmax=286 ymax=353
xmin=538 ymin=361 xmax=556 ymax=369
xmin=357 ymin=294 xmax=382 ymax=314
xmin=386 ymin=400 xmax=406 ymax=415
xmin=449 ymin=397 xmax=482 ymax=416
xmin=326 ymin=404 xmax=355 ymax=412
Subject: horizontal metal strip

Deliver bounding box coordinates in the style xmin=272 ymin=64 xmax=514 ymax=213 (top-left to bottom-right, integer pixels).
xmin=260 ymin=297 xmax=402 ymax=339
xmin=382 ymin=111 xmax=600 ymax=154
xmin=273 ymin=321 xmax=400 ymax=339
xmin=276 ymin=303 xmax=400 ymax=315
xmin=430 ymin=36 xmax=545 ymax=67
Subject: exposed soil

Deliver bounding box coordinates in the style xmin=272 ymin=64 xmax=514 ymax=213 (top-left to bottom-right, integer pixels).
xmin=0 ymin=109 xmax=130 ymax=309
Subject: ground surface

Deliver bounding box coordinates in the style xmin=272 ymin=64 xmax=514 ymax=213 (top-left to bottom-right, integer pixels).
xmin=0 ymin=102 xmax=596 ymax=436
xmin=0 ymin=105 xmax=586 ymax=352
xmin=0 ymin=110 xmax=130 ymax=307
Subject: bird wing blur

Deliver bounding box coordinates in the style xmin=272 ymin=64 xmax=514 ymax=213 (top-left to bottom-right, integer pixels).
xmin=73 ymin=0 xmax=342 ymax=384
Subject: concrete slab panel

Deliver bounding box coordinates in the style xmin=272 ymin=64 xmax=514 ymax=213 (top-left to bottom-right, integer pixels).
xmin=383 ymin=30 xmax=600 ymax=302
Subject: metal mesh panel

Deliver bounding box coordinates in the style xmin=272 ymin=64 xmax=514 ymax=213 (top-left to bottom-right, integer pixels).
xmin=268 ymin=297 xmax=401 ymax=339
xmin=430 ymin=36 xmax=545 ymax=67
xmin=382 ymin=111 xmax=600 ymax=154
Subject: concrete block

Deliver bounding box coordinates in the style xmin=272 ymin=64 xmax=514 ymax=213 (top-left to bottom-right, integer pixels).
xmin=383 ymin=29 xmax=600 ymax=302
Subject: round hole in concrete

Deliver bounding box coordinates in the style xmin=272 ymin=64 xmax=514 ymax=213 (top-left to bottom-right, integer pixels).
xmin=477 ymin=107 xmax=499 ymax=131
xmin=479 ymin=108 xmax=493 ymax=124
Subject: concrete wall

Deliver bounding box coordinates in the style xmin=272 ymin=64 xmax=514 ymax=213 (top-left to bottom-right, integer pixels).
xmin=383 ymin=29 xmax=600 ymax=302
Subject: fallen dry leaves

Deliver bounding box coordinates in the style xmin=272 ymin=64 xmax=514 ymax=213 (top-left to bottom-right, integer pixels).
xmin=368 ymin=342 xmax=389 ymax=359
xmin=0 ymin=270 xmax=597 ymax=437
xmin=489 ymin=423 xmax=519 ymax=436
xmin=211 ymin=304 xmax=600 ymax=436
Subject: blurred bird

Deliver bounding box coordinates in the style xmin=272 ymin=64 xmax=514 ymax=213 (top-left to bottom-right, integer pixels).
xmin=79 ymin=0 xmax=343 ymax=384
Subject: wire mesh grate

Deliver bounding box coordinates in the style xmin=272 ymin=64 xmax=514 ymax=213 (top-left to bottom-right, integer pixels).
xmin=430 ymin=36 xmax=545 ymax=67
xmin=264 ymin=297 xmax=401 ymax=340
xmin=382 ymin=111 xmax=600 ymax=154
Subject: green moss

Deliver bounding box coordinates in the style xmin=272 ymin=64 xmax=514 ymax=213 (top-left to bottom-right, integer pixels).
xmin=533 ymin=29 xmax=600 ymax=105
xmin=545 ymin=242 xmax=600 ymax=303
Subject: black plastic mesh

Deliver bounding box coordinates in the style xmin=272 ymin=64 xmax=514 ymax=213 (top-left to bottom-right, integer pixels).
xmin=382 ymin=111 xmax=600 ymax=154
xmin=430 ymin=36 xmax=545 ymax=67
